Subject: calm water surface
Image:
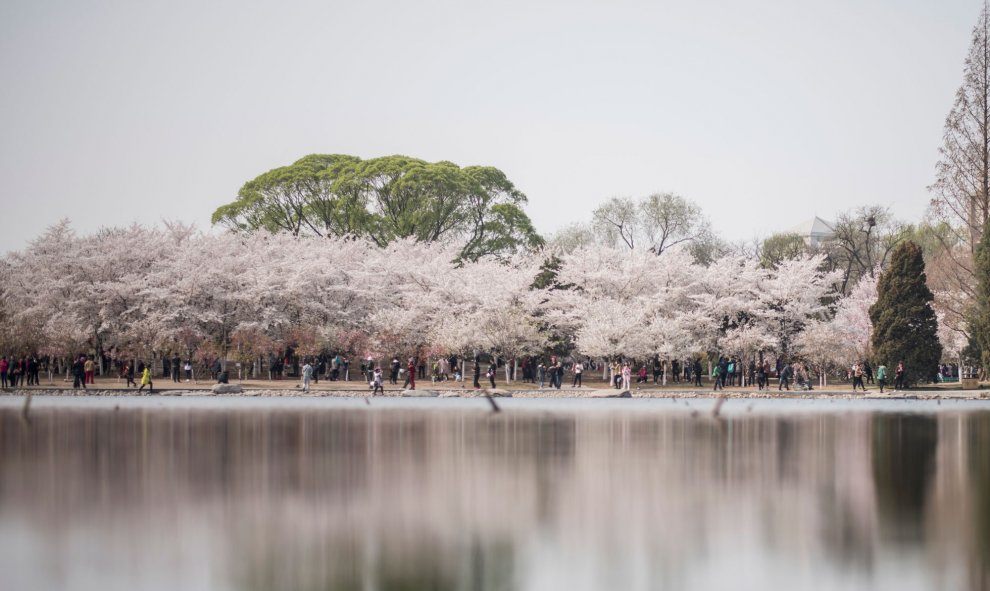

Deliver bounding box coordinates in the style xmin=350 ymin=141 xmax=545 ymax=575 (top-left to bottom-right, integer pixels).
xmin=1 ymin=396 xmax=989 ymax=591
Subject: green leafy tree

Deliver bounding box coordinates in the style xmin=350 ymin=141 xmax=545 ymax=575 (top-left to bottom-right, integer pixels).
xmin=212 ymin=154 xmax=542 ymax=259
xmin=971 ymin=215 xmax=990 ymax=374
xmin=760 ymin=232 xmax=808 ymax=269
xmin=868 ymin=241 xmax=942 ymax=386
xmin=458 ymin=166 xmax=542 ymax=260
xmin=211 ymin=154 xmax=366 ymax=237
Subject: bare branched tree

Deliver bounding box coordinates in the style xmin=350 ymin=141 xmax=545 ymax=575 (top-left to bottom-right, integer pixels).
xmin=822 ymin=206 xmax=907 ymax=296
xmin=640 ymin=192 xmax=706 ymax=255
xmin=591 ymin=197 xmax=639 ymax=250
xmin=591 ymin=193 xmax=710 ymax=257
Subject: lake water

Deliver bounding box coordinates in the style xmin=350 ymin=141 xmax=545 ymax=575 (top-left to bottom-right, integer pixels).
xmin=1 ymin=396 xmax=988 ymax=591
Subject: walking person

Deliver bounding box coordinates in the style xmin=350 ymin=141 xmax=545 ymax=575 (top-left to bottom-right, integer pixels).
xmin=403 ymin=357 xmax=416 ymax=390
xmin=876 ymin=363 xmax=888 ymax=393
xmin=778 ymin=362 xmax=792 ymax=391
xmin=302 ymin=360 xmax=313 ymax=393
xmin=718 ymin=357 xmax=728 ymax=389
xmin=184 ymin=360 xmax=192 ymax=382
xmin=621 ymin=362 xmax=631 ymax=391
xmin=171 ymin=354 xmax=181 ymax=382
xmin=550 ymin=356 xmax=563 ymax=389
xmin=693 ymin=358 xmax=703 ymax=387
xmin=572 ymin=360 xmax=583 ymax=387
xmin=28 ymin=357 xmax=39 ymax=385
xmin=390 ymin=357 xmax=400 ymax=385
xmin=473 ymin=356 xmax=482 ymax=389
xmin=371 ymin=367 xmax=384 ymax=395
xmin=123 ymin=362 xmax=137 ymax=388
xmin=712 ymin=362 xmax=723 ymax=391
xmin=487 ymin=360 xmax=497 ymax=388
xmin=0 ymin=356 xmax=8 ymax=389
xmin=852 ymin=363 xmax=866 ymax=392
xmin=894 ymin=360 xmax=905 ymax=390
xmin=439 ymin=357 xmax=449 ymax=382
xmin=73 ymin=355 xmax=86 ymax=389
xmin=9 ymin=358 xmax=22 ymax=388
xmin=137 ymin=365 xmax=153 ymax=394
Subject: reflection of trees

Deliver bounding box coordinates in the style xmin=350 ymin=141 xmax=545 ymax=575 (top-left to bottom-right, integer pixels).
xmin=3 ymin=404 xmax=990 ymax=590
xmin=966 ymin=413 xmax=990 ymax=590
xmin=236 ymin=533 xmax=514 ymax=591
xmin=871 ymin=414 xmax=938 ymax=544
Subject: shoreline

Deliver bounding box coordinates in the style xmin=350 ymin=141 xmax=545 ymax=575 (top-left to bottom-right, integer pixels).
xmin=3 ymin=386 xmax=989 ymax=401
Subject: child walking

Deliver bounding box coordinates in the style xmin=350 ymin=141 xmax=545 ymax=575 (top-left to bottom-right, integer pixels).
xmin=372 ymin=367 xmax=384 ymax=395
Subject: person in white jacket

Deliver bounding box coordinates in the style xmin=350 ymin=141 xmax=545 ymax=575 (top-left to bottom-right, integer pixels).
xmin=302 ymin=361 xmax=313 ymax=392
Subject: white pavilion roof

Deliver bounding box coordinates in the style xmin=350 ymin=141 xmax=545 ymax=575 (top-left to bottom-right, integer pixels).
xmin=789 ymin=216 xmax=835 ymax=238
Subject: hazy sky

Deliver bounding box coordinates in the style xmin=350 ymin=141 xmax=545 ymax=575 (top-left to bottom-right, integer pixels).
xmin=0 ymin=0 xmax=981 ymax=253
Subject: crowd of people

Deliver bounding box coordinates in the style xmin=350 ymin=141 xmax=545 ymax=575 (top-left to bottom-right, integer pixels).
xmin=0 ymin=348 xmax=960 ymax=395
xmin=0 ymin=355 xmax=42 ymax=388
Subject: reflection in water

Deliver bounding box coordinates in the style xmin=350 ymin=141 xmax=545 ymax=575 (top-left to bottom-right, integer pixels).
xmin=0 ymin=401 xmax=989 ymax=590
xmin=872 ymin=415 xmax=937 ymax=544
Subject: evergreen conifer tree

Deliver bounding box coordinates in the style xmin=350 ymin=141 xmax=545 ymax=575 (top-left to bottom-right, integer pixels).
xmin=869 ymin=241 xmax=942 ymax=387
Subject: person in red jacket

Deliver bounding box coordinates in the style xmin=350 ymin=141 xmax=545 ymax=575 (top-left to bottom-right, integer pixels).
xmin=404 ymin=357 xmax=416 ymax=390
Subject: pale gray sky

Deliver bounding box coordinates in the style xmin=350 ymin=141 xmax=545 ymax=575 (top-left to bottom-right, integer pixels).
xmin=0 ymin=0 xmax=980 ymax=253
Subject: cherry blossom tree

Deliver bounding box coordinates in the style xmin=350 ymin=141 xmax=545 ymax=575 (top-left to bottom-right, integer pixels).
xmin=0 ymin=220 xmax=906 ymax=388
xmin=754 ymin=254 xmax=841 ymax=357
xmin=828 ymin=272 xmax=878 ymax=364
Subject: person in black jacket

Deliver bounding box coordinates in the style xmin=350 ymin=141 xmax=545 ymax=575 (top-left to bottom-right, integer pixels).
xmin=390 ymin=357 xmax=400 ymax=385
xmin=72 ymin=355 xmax=86 ymax=389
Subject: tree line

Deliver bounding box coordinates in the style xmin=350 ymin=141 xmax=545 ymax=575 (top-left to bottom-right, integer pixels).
xmin=0 ymin=221 xmax=949 ymax=387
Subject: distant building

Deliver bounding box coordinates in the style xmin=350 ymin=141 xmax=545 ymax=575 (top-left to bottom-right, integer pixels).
xmin=789 ymin=216 xmax=835 ymax=247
